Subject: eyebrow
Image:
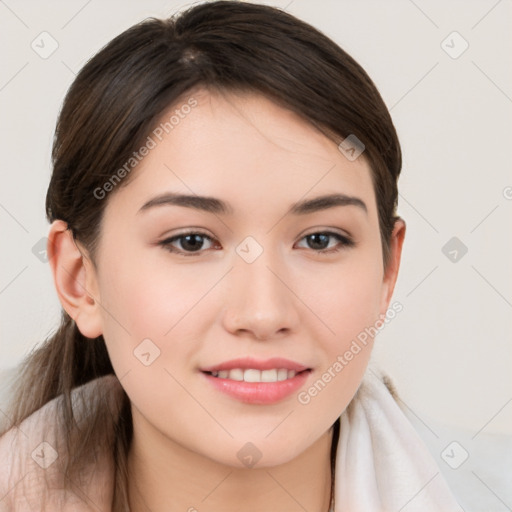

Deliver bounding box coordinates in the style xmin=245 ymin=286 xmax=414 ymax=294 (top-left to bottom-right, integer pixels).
xmin=137 ymin=192 xmax=367 ymax=216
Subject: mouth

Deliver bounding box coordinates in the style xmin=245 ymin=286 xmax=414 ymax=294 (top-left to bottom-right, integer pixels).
xmin=200 ymin=358 xmax=312 ymax=404
xmin=203 ymin=368 xmax=311 ymax=383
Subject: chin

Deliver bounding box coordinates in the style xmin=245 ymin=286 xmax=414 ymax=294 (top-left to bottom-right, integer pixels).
xmin=203 ymin=435 xmax=315 ymax=470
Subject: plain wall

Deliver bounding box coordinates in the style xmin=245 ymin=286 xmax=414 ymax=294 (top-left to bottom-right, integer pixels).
xmin=0 ymin=0 xmax=511 ymax=437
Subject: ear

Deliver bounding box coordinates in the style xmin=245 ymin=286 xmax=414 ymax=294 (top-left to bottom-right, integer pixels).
xmin=47 ymin=220 xmax=103 ymax=338
xmin=379 ymin=217 xmax=406 ymax=315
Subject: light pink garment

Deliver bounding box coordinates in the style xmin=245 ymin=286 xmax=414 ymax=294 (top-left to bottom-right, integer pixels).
xmin=0 ymin=375 xmax=118 ymax=511
xmin=0 ymin=370 xmax=462 ymax=511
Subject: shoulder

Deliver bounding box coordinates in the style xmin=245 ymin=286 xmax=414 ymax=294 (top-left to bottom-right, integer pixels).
xmin=0 ymin=374 xmax=121 ymax=511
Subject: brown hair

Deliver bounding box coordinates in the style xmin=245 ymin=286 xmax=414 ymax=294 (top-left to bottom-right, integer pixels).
xmin=1 ymin=1 xmax=401 ymax=509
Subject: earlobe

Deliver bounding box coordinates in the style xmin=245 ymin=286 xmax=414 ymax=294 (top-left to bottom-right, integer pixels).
xmin=47 ymin=220 xmax=103 ymax=338
xmin=380 ymin=218 xmax=406 ymax=314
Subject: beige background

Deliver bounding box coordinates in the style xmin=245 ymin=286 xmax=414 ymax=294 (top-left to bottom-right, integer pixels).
xmin=1 ymin=0 xmax=510 ymax=445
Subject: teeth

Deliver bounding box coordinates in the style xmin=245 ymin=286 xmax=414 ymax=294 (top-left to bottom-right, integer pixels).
xmin=228 ymin=368 xmax=244 ymax=381
xmin=277 ymin=368 xmax=288 ymax=381
xmin=209 ymin=368 xmax=300 ymax=382
xmin=244 ymin=369 xmax=261 ymax=382
xmin=261 ymin=369 xmax=277 ymax=382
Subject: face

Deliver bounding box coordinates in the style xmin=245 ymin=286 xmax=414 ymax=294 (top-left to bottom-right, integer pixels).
xmin=72 ymin=88 xmax=403 ymax=468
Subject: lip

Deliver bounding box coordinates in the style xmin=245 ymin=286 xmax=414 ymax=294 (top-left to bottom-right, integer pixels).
xmin=200 ymin=357 xmax=312 ymax=405
xmin=200 ymin=357 xmax=309 ymax=373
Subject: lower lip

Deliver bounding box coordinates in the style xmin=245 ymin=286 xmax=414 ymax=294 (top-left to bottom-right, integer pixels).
xmin=202 ymin=370 xmax=311 ymax=404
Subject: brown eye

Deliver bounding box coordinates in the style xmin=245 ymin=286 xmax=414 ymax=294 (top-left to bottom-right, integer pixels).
xmin=159 ymin=232 xmax=217 ymax=256
xmin=176 ymin=234 xmax=207 ymax=252
xmin=296 ymin=231 xmax=354 ymax=253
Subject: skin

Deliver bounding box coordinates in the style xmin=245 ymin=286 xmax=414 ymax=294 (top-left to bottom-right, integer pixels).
xmin=48 ymin=87 xmax=406 ymax=512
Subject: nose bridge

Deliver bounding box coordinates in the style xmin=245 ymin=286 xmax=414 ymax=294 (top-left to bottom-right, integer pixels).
xmin=222 ymin=236 xmax=299 ymax=338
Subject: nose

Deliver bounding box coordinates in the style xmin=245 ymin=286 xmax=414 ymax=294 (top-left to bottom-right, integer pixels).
xmin=221 ymin=252 xmax=300 ymax=341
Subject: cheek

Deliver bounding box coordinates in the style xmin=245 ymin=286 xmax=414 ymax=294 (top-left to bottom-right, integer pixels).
xmin=296 ymin=251 xmax=384 ymax=349
xmin=101 ymin=237 xmax=220 ymax=326
xmin=96 ymin=247 xmax=234 ymax=397
xmin=96 ymin=257 xmax=211 ymax=438
xmin=291 ymin=252 xmax=383 ymax=414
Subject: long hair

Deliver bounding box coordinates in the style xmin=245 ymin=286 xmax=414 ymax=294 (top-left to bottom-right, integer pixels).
xmin=1 ymin=2 xmax=401 ymax=509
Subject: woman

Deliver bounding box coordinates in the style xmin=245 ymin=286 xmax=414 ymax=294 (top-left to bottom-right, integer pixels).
xmin=0 ymin=1 xmax=461 ymax=510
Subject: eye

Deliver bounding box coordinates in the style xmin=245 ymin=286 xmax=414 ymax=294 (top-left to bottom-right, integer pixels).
xmin=295 ymin=231 xmax=354 ymax=253
xmin=159 ymin=230 xmax=354 ymax=257
xmin=159 ymin=231 xmax=218 ymax=256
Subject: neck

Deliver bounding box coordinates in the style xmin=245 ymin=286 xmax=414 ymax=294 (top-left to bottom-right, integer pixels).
xmin=127 ymin=410 xmax=334 ymax=512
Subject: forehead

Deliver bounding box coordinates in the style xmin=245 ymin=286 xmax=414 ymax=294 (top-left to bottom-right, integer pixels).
xmin=106 ymin=88 xmax=377 ymax=220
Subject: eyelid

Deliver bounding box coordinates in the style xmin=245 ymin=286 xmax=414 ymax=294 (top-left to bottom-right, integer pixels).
xmin=298 ymin=226 xmax=352 ymax=239
xmin=162 ymin=227 xmax=214 ymax=238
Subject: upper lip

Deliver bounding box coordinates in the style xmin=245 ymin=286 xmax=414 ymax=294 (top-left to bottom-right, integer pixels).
xmin=200 ymin=357 xmax=310 ymax=373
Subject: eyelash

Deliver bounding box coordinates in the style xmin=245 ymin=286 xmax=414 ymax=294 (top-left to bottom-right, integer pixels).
xmin=158 ymin=230 xmax=355 ymax=257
